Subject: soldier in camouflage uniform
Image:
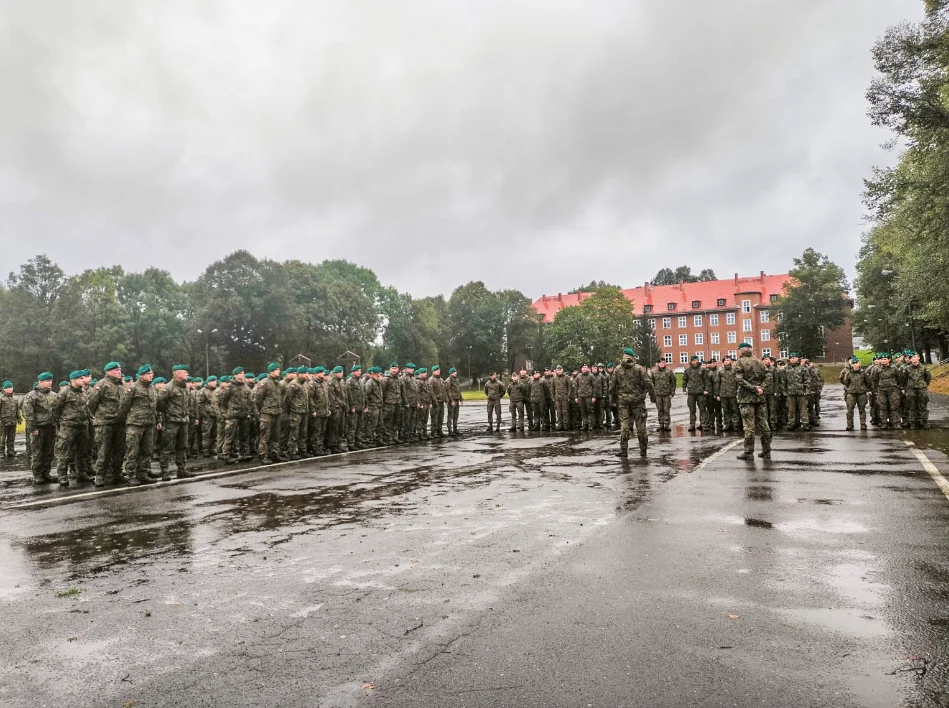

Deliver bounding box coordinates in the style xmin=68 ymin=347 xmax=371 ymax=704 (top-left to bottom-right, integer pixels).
xmin=551 ymin=366 xmax=570 ymax=431
xmin=346 ymin=364 xmax=367 ymax=450
xmin=382 ymin=363 xmax=402 ymax=444
xmin=24 ymin=373 xmax=57 ymax=484
xmin=429 ymin=366 xmax=447 ymax=437
xmin=0 ymin=379 xmax=22 ymax=457
xmin=761 ymin=356 xmax=778 ymax=431
xmin=219 ymin=369 xmax=252 ymax=463
xmin=784 ymin=354 xmax=811 ymax=431
xmin=415 ymin=368 xmax=433 ymax=440
xmin=363 ymin=367 xmax=384 ymax=447
xmin=734 ymin=342 xmax=772 ymax=460
xmin=704 ymin=359 xmax=722 ymax=433
xmin=507 ymin=372 xmax=528 ymax=432
xmin=603 ymin=363 xmax=617 ymax=429
xmin=611 ymin=348 xmax=655 ymax=457
xmin=575 ymin=365 xmax=595 ymax=431
xmin=681 ymin=356 xmax=707 ymax=432
xmin=718 ymin=357 xmax=739 ymax=433
xmin=187 ymin=377 xmax=201 ymax=457
xmin=903 ymin=353 xmax=932 ymax=429
xmin=254 ymin=363 xmax=285 ymax=463
xmin=87 ymin=361 xmax=127 ymax=486
xmin=198 ymin=376 xmax=219 ymax=457
xmin=284 ymin=366 xmax=310 ymax=458
xmin=803 ymin=360 xmax=823 ymax=425
xmin=308 ymin=367 xmax=331 ymax=455
xmin=869 ymin=353 xmax=901 ymax=429
xmin=120 ymin=364 xmax=159 ymax=485
xmin=774 ymin=358 xmax=789 ymax=430
xmin=650 ymin=359 xmax=676 ymax=431
xmin=484 ymin=372 xmax=506 ymax=432
xmin=591 ymin=365 xmax=605 ymax=430
xmin=542 ymin=367 xmax=555 ymax=430
xmin=839 ymin=357 xmax=869 ymax=430
xmin=528 ymin=370 xmax=545 ymax=431
xmin=326 ymin=366 xmax=348 ymax=453
xmin=53 ymin=370 xmax=93 ymax=487
xmin=446 ymin=368 xmax=463 ymax=436
xmin=157 ymin=365 xmax=194 ymax=480
xmin=400 ymin=364 xmax=418 ymax=443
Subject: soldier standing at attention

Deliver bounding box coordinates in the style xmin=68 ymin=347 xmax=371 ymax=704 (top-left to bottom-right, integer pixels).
xmin=445 ymin=367 xmax=463 ymax=436
xmin=363 ymin=367 xmax=384 ymax=447
xmin=416 ymin=368 xmax=434 ymax=440
xmin=734 ymin=342 xmax=772 ymax=460
xmin=784 ymin=354 xmax=811 ymax=431
xmin=575 ymin=365 xmax=595 ymax=431
xmin=507 ymin=372 xmax=527 ymax=432
xmin=650 ymin=359 xmax=676 ymax=431
xmin=611 ymin=348 xmax=655 ymax=458
xmin=120 ymin=364 xmax=159 ymax=485
xmin=528 ymin=370 xmax=545 ymax=431
xmin=157 ymin=364 xmax=194 ymax=480
xmin=346 ymin=364 xmax=367 ymax=450
xmin=903 ymin=352 xmax=932 ymax=429
xmin=308 ymin=367 xmax=332 ymax=455
xmin=0 ymin=379 xmax=22 ymax=457
xmin=870 ymin=353 xmax=901 ymax=429
xmin=483 ymin=372 xmax=506 ymax=432
xmin=285 ymin=367 xmax=310 ymax=458
xmin=400 ymin=363 xmax=418 ymax=443
xmin=198 ymin=376 xmax=219 ymax=457
xmin=430 ymin=366 xmax=447 ymax=437
xmin=551 ymin=366 xmax=570 ymax=431
xmin=24 ymin=373 xmax=56 ymax=484
xmin=839 ymin=357 xmax=869 ymax=430
xmin=705 ymin=359 xmax=722 ymax=433
xmin=219 ymin=370 xmax=249 ymax=463
xmin=682 ymin=356 xmax=707 ymax=432
xmin=382 ymin=363 xmax=401 ymax=444
xmin=86 ymin=361 xmax=127 ymax=486
xmin=603 ymin=363 xmax=617 ymax=430
xmin=53 ymin=370 xmax=93 ymax=487
xmin=718 ymin=357 xmax=739 ymax=432
xmin=761 ymin=356 xmax=778 ymax=431
xmin=326 ymin=366 xmax=348 ymax=453
xmin=255 ymin=362 xmax=285 ymax=464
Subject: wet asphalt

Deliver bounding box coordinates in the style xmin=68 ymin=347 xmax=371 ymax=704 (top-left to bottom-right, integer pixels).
xmin=1 ymin=391 xmax=948 ymax=708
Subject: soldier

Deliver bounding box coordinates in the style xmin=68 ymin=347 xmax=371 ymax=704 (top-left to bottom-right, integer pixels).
xmin=346 ymin=364 xmax=367 ymax=450
xmin=23 ymin=381 xmax=36 ymax=464
xmin=519 ymin=368 xmax=533 ymax=430
xmin=0 ymin=379 xmax=22 ymax=457
xmin=198 ymin=376 xmax=220 ymax=457
xmin=87 ymin=361 xmax=127 ymax=486
xmin=575 ymin=365 xmax=595 ymax=431
xmin=542 ymin=366 xmax=555 ymax=431
xmin=187 ymin=377 xmax=202 ymax=457
xmin=591 ymin=364 xmax=605 ymax=430
xmin=682 ymin=356 xmax=707 ymax=432
xmin=528 ymin=370 xmax=545 ymax=431
xmin=53 ymin=370 xmax=92 ymax=487
xmin=326 ymin=365 xmax=348 ymax=453
xmin=254 ymin=362 xmax=285 ymax=463
xmin=567 ymin=368 xmax=579 ymax=430
xmin=308 ymin=367 xmax=332 ymax=455
xmin=24 ymin=373 xmax=57 ymax=484
xmin=611 ymin=348 xmax=655 ymax=458
xmin=382 ymin=363 xmax=402 ymax=444
xmin=903 ymin=352 xmax=932 ymax=429
xmin=551 ymin=366 xmax=570 ymax=431
xmin=484 ymin=372 xmax=506 ymax=432
xmin=774 ymin=358 xmax=789 ymax=430
xmin=507 ymin=372 xmax=528 ymax=432
xmin=153 ymin=376 xmax=166 ymax=457
xmin=214 ymin=376 xmax=229 ymax=457
xmin=705 ymin=359 xmax=722 ymax=432
xmin=604 ymin=363 xmax=617 ymax=429
xmin=157 ymin=364 xmax=194 ymax=480
xmin=761 ymin=356 xmax=778 ymax=432
xmin=734 ymin=342 xmax=772 ymax=460
xmin=415 ymin=368 xmax=433 ymax=440
xmin=869 ymin=353 xmax=901 ymax=429
xmin=219 ymin=368 xmax=251 ymax=463
xmin=445 ymin=367 xmax=463 ymax=436
xmin=283 ymin=366 xmax=309 ymax=458
xmin=718 ymin=357 xmax=739 ymax=433
xmin=784 ymin=353 xmax=811 ymax=431
xmin=650 ymin=359 xmax=676 ymax=431
xmin=839 ymin=357 xmax=869 ymax=430
xmin=430 ymin=366 xmax=447 ymax=437
xmin=363 ymin=367 xmax=384 ymax=447
xmin=120 ymin=364 xmax=159 ymax=485
xmin=803 ymin=359 xmax=823 ymax=425
xmin=400 ymin=363 xmax=418 ymax=443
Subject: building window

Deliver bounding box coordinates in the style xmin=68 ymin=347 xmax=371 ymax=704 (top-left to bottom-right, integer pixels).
xmin=662 ymin=317 xmax=671 ymax=329
xmin=667 ymin=302 xmax=677 ymax=311
xmin=679 ymin=334 xmax=688 ymax=346
xmin=780 ymin=348 xmax=789 ymax=359
xmin=742 ymin=300 xmax=751 ymax=313
xmin=693 ymin=315 xmax=703 ymax=327
xmin=695 ymin=333 xmax=704 ymax=345
xmin=711 ymin=350 xmax=721 ymax=361
xmin=761 ymin=348 xmax=772 ymax=358
xmin=678 ymin=316 xmax=687 ymax=328
xmin=664 ymin=353 xmax=673 ymax=364
xmin=679 ymin=352 xmax=689 ymax=364
xmin=760 ymin=310 xmax=770 ymax=323
xmin=770 ymin=294 xmax=779 ymax=303
xmin=727 ymin=331 xmax=737 ymax=343
xmin=728 ymin=349 xmax=738 ymax=359
xmin=726 ymin=312 xmax=736 ymax=325
xmin=818 ymin=325 xmax=825 ymax=336
xmin=644 ymin=305 xmax=653 ymax=313
xmin=648 ymin=318 xmax=656 ymax=329
xmin=663 ymin=335 xmax=672 ymax=347
xmin=778 ymin=331 xmax=788 ymax=341
xmin=695 ymin=351 xmax=705 ymax=361
xmin=717 ymin=298 xmax=726 ymax=307
xmin=709 ymin=314 xmax=719 ymax=326
xmin=692 ymin=300 xmax=701 ymax=309
xmin=744 ymin=336 xmax=754 ymax=345
xmin=761 ymin=329 xmax=771 ymax=341
xmin=743 ymin=318 xmax=753 ymax=332
xmin=711 ymin=332 xmax=720 ymax=344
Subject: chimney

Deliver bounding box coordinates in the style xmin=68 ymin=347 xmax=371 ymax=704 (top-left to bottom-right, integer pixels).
xmin=734 ymin=273 xmax=739 ymax=289
xmin=760 ymin=270 xmax=765 ymax=284
xmin=679 ymin=281 xmax=684 ymax=292
xmin=557 ymin=292 xmax=562 ymax=303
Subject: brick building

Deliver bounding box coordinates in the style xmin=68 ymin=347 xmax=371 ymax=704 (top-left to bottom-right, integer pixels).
xmin=531 ymin=272 xmax=853 ymax=366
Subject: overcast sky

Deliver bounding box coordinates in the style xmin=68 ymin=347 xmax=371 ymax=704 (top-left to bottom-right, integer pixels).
xmin=0 ymin=0 xmax=922 ymax=299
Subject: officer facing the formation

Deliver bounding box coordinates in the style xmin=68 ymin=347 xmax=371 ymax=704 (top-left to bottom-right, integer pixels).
xmin=610 ymin=348 xmax=655 ymax=458
xmin=649 ymin=359 xmax=676 ymax=431
xmin=734 ymin=342 xmax=772 ymax=460
xmin=0 ymin=379 xmax=22 ymax=457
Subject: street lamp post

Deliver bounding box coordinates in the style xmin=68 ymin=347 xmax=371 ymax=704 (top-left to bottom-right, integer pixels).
xmin=467 ymin=346 xmax=472 ymax=385
xmin=196 ymin=328 xmax=219 ymax=377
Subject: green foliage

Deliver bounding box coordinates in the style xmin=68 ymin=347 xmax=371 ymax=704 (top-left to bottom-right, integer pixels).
xmin=774 ymin=249 xmax=850 ymax=359
xmin=568 ymin=279 xmax=621 ymax=294
xmin=545 ymin=287 xmax=642 ymax=367
xmin=650 ymin=266 xmax=716 ymax=286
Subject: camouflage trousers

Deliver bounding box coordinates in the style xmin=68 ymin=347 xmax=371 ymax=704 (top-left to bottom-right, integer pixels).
xmin=363 ymin=408 xmax=381 ymax=446
xmin=430 ymin=402 xmax=445 ymax=436
xmin=876 ymin=388 xmax=901 ymax=428
xmin=24 ymin=423 xmax=34 ymax=461
xmin=739 ymin=402 xmax=771 ymax=454
xmin=201 ymin=415 xmax=218 ymax=456
xmin=258 ymin=413 xmax=282 ymax=460
xmin=654 ymin=395 xmax=672 ymax=429
xmin=160 ymin=421 xmax=189 ymax=476
xmin=721 ymin=397 xmax=739 ymax=431
xmin=447 ymin=401 xmax=461 ymax=434
xmin=765 ymin=395 xmax=781 ymax=429
xmin=845 ymin=393 xmax=868 ymax=428
xmin=31 ymin=426 xmax=55 ymax=480
xmin=325 ymin=410 xmax=345 ymax=451
xmin=905 ymin=389 xmax=929 ymax=428
xmin=686 ymin=393 xmax=705 ymax=429
xmin=786 ymin=395 xmax=809 ymax=430
xmin=2 ymin=424 xmax=14 ymax=456
xmin=553 ymin=399 xmax=568 ymax=430
xmin=618 ymin=396 xmax=647 ymax=452
xmin=400 ymin=405 xmax=416 ymax=442
xmin=529 ymin=401 xmax=544 ymax=430
xmin=347 ymin=409 xmax=364 ymax=448
xmin=222 ymin=418 xmax=249 ymax=460
xmin=383 ymin=404 xmax=401 ymax=443
xmin=124 ymin=424 xmax=154 ymax=480
xmin=308 ymin=415 xmax=328 ymax=454
xmin=578 ymin=397 xmax=594 ymax=430
xmin=487 ymin=400 xmax=502 ymax=429
xmin=509 ymin=401 xmax=525 ymax=430
xmin=188 ymin=419 xmax=201 ymax=456
xmin=93 ymin=423 xmax=126 ymax=483
xmin=56 ymin=423 xmax=91 ymax=482
xmin=415 ymin=405 xmax=430 ymax=439
xmin=285 ymin=412 xmax=307 ymax=457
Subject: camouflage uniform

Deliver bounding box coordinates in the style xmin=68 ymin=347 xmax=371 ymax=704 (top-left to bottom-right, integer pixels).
xmin=23 ymin=387 xmax=56 ymax=482
xmin=120 ymin=378 xmax=158 ymax=483
xmin=445 ymin=374 xmax=463 ymax=436
xmin=484 ymin=377 xmax=506 ymax=431
xmin=364 ymin=374 xmax=384 ymax=446
xmin=326 ymin=374 xmax=348 ymax=452
xmin=429 ymin=371 xmax=447 ymax=437
xmin=346 ymin=373 xmax=366 ymax=449
xmin=416 ymin=374 xmax=433 ymax=440
xmin=610 ymin=357 xmax=655 ymax=455
xmin=542 ymin=372 xmax=555 ymax=430
xmin=650 ymin=365 xmax=676 ymax=431
xmin=681 ymin=361 xmax=707 ymax=431
xmin=308 ymin=374 xmax=331 ymax=455
xmin=773 ymin=361 xmax=789 ymax=430
xmin=382 ymin=371 xmax=402 ymax=444
xmin=400 ymin=372 xmax=419 ymax=442
xmin=507 ymin=376 xmax=528 ymax=431
xmin=718 ymin=363 xmax=739 ymax=432
xmin=220 ymin=378 xmax=253 ymax=462
xmin=0 ymin=390 xmax=22 ymax=457
xmin=762 ymin=362 xmax=778 ymax=431
xmin=528 ymin=373 xmax=545 ymax=431
xmin=197 ymin=384 xmax=219 ymax=457
xmin=87 ymin=375 xmax=128 ymax=485
xmin=53 ymin=383 xmax=92 ymax=485
xmin=839 ymin=365 xmax=869 ymax=430
xmin=870 ymin=363 xmax=901 ymax=429
xmin=254 ymin=374 xmax=285 ymax=461
xmin=784 ymin=361 xmax=811 ymax=430
xmin=284 ymin=375 xmax=309 ymax=458
xmin=734 ymin=348 xmax=771 ymax=458
xmin=903 ymin=363 xmax=932 ymax=429
xmin=157 ymin=377 xmax=192 ymax=479
xmin=551 ymin=373 xmax=570 ymax=431
xmin=704 ymin=363 xmax=721 ymax=432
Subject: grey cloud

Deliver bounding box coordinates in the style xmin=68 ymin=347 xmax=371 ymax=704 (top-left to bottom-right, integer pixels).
xmin=0 ymin=0 xmax=922 ymax=297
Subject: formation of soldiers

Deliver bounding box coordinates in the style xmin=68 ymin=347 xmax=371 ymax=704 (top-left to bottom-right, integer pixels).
xmin=840 ymin=350 xmax=932 ymax=431
xmin=13 ymin=361 xmax=464 ymax=489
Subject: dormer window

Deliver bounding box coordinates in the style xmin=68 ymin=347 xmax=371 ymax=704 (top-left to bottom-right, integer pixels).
xmin=717 ymin=298 xmax=726 ymax=307
xmin=691 ymin=300 xmax=701 ymax=309
xmin=643 ymin=305 xmax=653 ymax=313
xmin=667 ymin=302 xmax=676 ymax=311
xmin=770 ymin=294 xmax=779 ymax=303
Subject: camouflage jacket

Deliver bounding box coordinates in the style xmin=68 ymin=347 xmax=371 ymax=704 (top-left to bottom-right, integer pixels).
xmin=254 ymin=376 xmax=284 ymax=415
xmin=87 ymin=375 xmax=126 ymax=426
xmin=220 ymin=380 xmax=253 ymax=419
xmin=903 ymin=364 xmax=932 ymax=390
xmin=733 ymin=353 xmax=766 ymax=405
xmin=840 ymin=368 xmax=869 ymax=395
xmin=551 ymin=375 xmax=570 ymax=401
xmin=445 ymin=376 xmax=463 ymax=403
xmin=704 ymin=368 xmax=720 ymax=397
xmin=365 ymin=377 xmax=384 ymax=408
xmin=286 ymin=379 xmax=309 ymax=415
xmin=382 ymin=374 xmax=401 ymax=405
xmin=784 ymin=363 xmax=810 ymax=396
xmin=119 ymin=379 xmax=158 ymax=426
xmin=197 ymin=387 xmax=219 ymax=418
xmin=417 ymin=378 xmax=434 ymax=406
xmin=484 ymin=379 xmax=506 ymax=401
xmin=610 ymin=361 xmax=655 ymax=400
xmin=528 ymin=377 xmax=546 ymax=402
xmin=870 ymin=365 xmax=900 ymax=391
xmin=650 ymin=367 xmax=677 ymax=397
xmin=507 ymin=379 xmax=529 ymax=403
xmin=0 ymin=392 xmax=22 ymax=426
xmin=401 ymin=374 xmax=419 ymax=405
xmin=22 ymin=388 xmax=56 ymax=427
xmin=575 ymin=372 xmax=594 ymax=398
xmin=53 ymin=384 xmax=91 ymax=426
xmin=346 ymin=376 xmax=366 ymax=410
xmin=309 ymin=378 xmax=331 ymax=417
xmin=328 ymin=377 xmax=348 ymax=410
xmin=761 ymin=366 xmax=776 ymax=395
xmin=718 ymin=366 xmax=738 ymax=398
xmin=157 ymin=379 xmax=190 ymax=423
xmin=429 ymin=376 xmax=447 ymax=403
xmin=682 ymin=365 xmax=706 ymax=395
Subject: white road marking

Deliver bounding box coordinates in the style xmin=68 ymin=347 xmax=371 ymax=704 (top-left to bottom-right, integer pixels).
xmin=693 ymin=439 xmax=743 ymax=471
xmin=904 ymin=441 xmax=949 ymax=502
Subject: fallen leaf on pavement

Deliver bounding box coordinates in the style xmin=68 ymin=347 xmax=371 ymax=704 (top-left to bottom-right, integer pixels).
xmin=729 ymin=615 xmax=740 ymax=620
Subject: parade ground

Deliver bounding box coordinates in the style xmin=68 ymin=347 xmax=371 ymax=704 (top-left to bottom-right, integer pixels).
xmin=1 ymin=389 xmax=947 ymax=708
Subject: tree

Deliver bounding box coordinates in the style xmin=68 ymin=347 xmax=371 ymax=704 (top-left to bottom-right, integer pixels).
xmin=774 ymin=249 xmax=850 ymax=359
xmin=545 ymin=287 xmax=638 ymax=366
xmin=568 ymin=279 xmax=622 ymax=294
xmin=497 ymin=289 xmax=542 ymax=373
xmin=650 ymin=266 xmax=716 ymax=286
xmin=446 ymin=282 xmax=505 ymax=378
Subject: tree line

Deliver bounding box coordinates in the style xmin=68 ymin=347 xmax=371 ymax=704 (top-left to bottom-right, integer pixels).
xmin=855 ymin=0 xmax=949 ymax=358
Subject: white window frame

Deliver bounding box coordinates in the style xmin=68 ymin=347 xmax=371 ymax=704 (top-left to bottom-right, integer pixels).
xmin=695 ymin=351 xmax=705 ymax=361
xmin=664 ymin=353 xmax=673 ymax=364
xmin=728 ymin=349 xmax=738 ymax=359
xmin=726 ymin=312 xmax=736 ymax=325
xmin=679 ymin=352 xmax=689 ymax=364
xmin=662 ymin=317 xmax=671 ymax=329
xmin=761 ymin=348 xmax=772 ymax=358
xmin=711 ymin=350 xmax=721 ymax=361
xmin=678 ymin=334 xmax=688 ymax=346
xmin=709 ymin=314 xmax=719 ymax=326
xmin=744 ymin=336 xmax=754 ymax=345
xmin=693 ymin=315 xmax=703 ymax=327
xmin=727 ymin=331 xmax=737 ymax=343
xmin=743 ymin=318 xmax=753 ymax=332
xmin=663 ymin=335 xmax=673 ymax=347
xmin=742 ymin=300 xmax=751 ymax=313
xmin=711 ymin=332 xmax=720 ymax=344
xmin=761 ymin=329 xmax=771 ymax=341
xmin=760 ymin=310 xmax=770 ymax=323
xmin=779 ymin=348 xmax=789 ymax=359
xmin=694 ymin=333 xmax=704 ymax=345
xmin=678 ymin=316 xmax=687 ymax=328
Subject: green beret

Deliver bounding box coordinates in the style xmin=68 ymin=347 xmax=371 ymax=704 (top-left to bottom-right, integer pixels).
xmin=81 ymin=369 xmax=91 ymax=377
xmin=448 ymin=367 xmax=456 ymax=374
xmin=850 ymin=356 xmax=860 ymax=364
xmin=351 ymin=364 xmax=361 ymax=372
xmin=690 ymin=355 xmax=699 ymax=361
xmin=623 ymin=348 xmax=636 ymax=357
xmin=205 ymin=375 xmax=217 ymax=382
xmin=137 ymin=364 xmax=152 ymax=376
xmin=606 ymin=362 xmax=613 ymax=368
xmin=172 ymin=364 xmax=189 ymax=372
xmin=389 ymin=362 xmax=399 ymax=369
xmin=256 ymin=373 xmax=266 ymax=382
xmin=432 ymin=365 xmax=439 ymax=372
xmin=37 ymin=372 xmax=53 ymax=382
xmin=738 ymin=342 xmax=752 ymax=349
xmin=314 ymin=366 xmax=325 ymax=374
xmin=416 ymin=367 xmax=427 ymax=374
xmin=232 ymin=366 xmax=244 ymax=375
xmin=58 ymin=380 xmax=69 ymax=387
xmin=328 ymin=365 xmax=341 ymax=374
xmin=69 ymin=370 xmax=83 ymax=380
xmin=267 ymin=362 xmax=280 ymax=373
xmin=789 ymin=352 xmax=799 ymax=357
xmin=193 ymin=377 xmax=203 ymax=383
xmin=1 ymin=380 xmax=12 ymax=388
xmin=244 ymin=372 xmax=255 ymax=378
xmin=103 ymin=361 xmax=121 ymax=372
xmin=405 ymin=362 xmax=416 ymax=369
xmin=186 ymin=376 xmax=195 ymax=382
xmin=219 ymin=375 xmax=230 ymax=383
xmin=156 ymin=377 xmax=169 ymax=384
xmin=123 ymin=376 xmax=132 ymax=383
xmin=880 ymin=352 xmax=890 ymax=358
xmin=90 ymin=379 xmax=98 ymax=386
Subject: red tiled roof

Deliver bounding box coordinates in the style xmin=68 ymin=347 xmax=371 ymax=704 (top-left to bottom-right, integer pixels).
xmin=532 ymin=272 xmax=792 ymax=323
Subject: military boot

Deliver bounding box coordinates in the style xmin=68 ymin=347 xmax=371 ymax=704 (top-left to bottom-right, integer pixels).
xmin=614 ymin=446 xmax=628 ymax=458
xmin=735 ymin=451 xmax=754 ymax=460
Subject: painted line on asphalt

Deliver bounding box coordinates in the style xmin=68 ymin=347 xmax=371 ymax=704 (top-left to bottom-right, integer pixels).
xmin=693 ymin=439 xmax=743 ymax=471
xmin=904 ymin=441 xmax=949 ymax=502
